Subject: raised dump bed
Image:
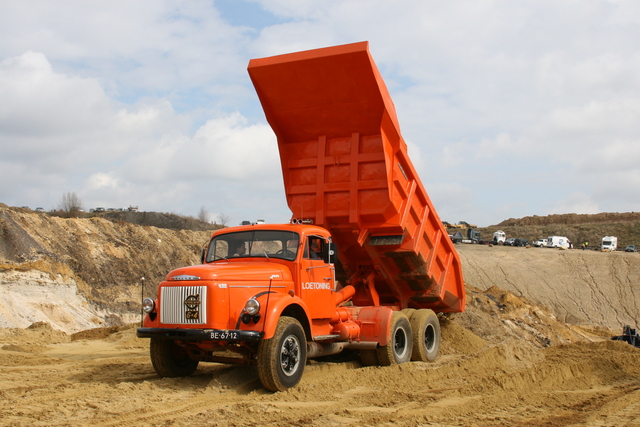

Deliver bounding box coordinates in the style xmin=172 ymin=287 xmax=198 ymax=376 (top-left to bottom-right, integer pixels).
xmin=248 ymin=42 xmax=465 ymax=313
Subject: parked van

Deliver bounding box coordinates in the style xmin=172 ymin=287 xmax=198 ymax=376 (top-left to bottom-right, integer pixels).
xmin=547 ymin=236 xmax=571 ymax=249
xmin=601 ymin=236 xmax=618 ymax=251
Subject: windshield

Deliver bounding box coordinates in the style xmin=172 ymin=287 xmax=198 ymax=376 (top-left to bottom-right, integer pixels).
xmin=206 ymin=230 xmax=300 ymax=262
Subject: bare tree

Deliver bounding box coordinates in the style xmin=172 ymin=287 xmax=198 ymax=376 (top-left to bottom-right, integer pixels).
xmin=59 ymin=192 xmax=83 ymax=218
xmin=197 ymin=206 xmax=210 ymax=223
xmin=216 ymin=213 xmax=230 ymax=227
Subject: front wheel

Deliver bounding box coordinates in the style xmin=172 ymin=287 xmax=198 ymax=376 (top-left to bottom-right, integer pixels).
xmin=257 ymin=316 xmax=307 ymax=392
xmin=150 ymin=338 xmax=199 ymax=377
xmin=377 ymin=312 xmax=413 ymax=366
xmin=409 ymin=309 xmax=441 ymax=362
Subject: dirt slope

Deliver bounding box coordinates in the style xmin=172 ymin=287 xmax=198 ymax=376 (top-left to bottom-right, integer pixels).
xmin=0 ymin=205 xmax=212 ymax=332
xmin=458 ymin=244 xmax=640 ymax=329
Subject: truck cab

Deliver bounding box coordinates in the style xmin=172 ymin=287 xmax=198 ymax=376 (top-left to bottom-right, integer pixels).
xmin=139 ymin=222 xmax=343 ymax=336
xmin=493 ymin=230 xmax=506 ymax=244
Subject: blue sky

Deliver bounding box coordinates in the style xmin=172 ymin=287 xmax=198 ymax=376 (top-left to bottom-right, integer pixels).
xmin=1 ymin=0 xmax=639 ymax=227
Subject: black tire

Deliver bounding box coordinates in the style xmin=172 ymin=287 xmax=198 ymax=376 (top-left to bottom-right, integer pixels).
xmin=257 ymin=316 xmax=307 ymax=392
xmin=410 ymin=309 xmax=441 ymax=362
xmin=359 ymin=349 xmax=379 ymax=366
xmin=150 ymin=338 xmax=199 ymax=377
xmin=377 ymin=312 xmax=413 ymax=366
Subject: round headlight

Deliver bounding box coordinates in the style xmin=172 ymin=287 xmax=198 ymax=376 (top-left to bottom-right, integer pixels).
xmin=142 ymin=298 xmax=155 ymax=313
xmin=244 ymin=298 xmax=260 ymax=315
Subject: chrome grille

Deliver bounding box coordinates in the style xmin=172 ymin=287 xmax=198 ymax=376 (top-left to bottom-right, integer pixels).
xmin=160 ymin=285 xmax=207 ymax=324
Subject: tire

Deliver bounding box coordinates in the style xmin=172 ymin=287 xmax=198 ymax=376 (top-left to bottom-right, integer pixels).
xmin=401 ymin=308 xmax=416 ymax=320
xmin=377 ymin=312 xmax=413 ymax=366
xmin=410 ymin=309 xmax=441 ymax=362
xmin=150 ymin=338 xmax=199 ymax=377
xmin=359 ymin=349 xmax=379 ymax=366
xmin=257 ymin=316 xmax=307 ymax=392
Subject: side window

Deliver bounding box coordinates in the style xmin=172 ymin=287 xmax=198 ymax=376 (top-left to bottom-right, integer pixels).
xmin=304 ymin=237 xmax=324 ymax=261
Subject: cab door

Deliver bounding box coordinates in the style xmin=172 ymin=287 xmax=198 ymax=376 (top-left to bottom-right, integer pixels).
xmin=299 ymin=236 xmax=335 ymax=319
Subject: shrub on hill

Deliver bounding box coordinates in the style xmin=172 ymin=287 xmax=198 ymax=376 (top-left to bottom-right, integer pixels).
xmin=45 ymin=208 xmax=222 ymax=232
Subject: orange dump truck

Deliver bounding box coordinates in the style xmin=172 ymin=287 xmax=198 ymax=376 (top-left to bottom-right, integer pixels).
xmin=137 ymin=42 xmax=465 ymax=392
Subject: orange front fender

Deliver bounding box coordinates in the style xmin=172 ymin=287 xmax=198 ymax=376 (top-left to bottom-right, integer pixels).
xmin=258 ymin=293 xmax=310 ymax=340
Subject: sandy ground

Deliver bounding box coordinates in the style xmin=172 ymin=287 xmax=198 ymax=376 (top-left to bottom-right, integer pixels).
xmin=1 ymin=318 xmax=639 ymax=427
xmin=1 ymin=207 xmax=640 ymax=426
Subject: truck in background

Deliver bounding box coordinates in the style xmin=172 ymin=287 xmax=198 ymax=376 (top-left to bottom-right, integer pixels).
xmin=457 ymin=221 xmax=477 ymax=228
xmin=547 ymin=236 xmax=571 ymax=249
xmin=137 ymin=42 xmax=465 ymax=392
xmin=461 ymin=228 xmax=481 ymax=244
xmin=443 ymin=221 xmax=465 ymax=229
xmin=493 ymin=230 xmax=506 ymax=244
xmin=601 ymin=236 xmax=618 ymax=251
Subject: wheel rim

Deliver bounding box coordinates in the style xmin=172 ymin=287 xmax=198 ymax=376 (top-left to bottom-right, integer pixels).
xmin=393 ymin=327 xmax=409 ymax=359
xmin=280 ymin=334 xmax=301 ymax=376
xmin=424 ymin=323 xmax=436 ymax=352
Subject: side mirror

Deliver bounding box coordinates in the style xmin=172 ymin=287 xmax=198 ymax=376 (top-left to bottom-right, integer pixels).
xmin=323 ymin=242 xmax=338 ymax=264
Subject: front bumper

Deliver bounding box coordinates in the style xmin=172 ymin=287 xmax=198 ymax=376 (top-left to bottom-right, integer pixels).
xmin=137 ymin=327 xmax=263 ymax=342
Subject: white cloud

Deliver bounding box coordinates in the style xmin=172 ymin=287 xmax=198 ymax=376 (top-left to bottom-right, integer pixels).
xmin=84 ymin=172 xmax=119 ymax=191
xmin=2 ymin=0 xmax=640 ymax=226
xmin=0 ymin=51 xmax=112 ymax=140
xmin=177 ymin=113 xmax=279 ymax=182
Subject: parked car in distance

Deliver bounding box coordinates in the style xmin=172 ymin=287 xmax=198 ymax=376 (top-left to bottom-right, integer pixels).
xmin=533 ymin=239 xmax=547 ymax=247
xmin=504 ymin=238 xmax=516 ymax=246
xmin=625 ymin=245 xmax=637 ymax=252
xmin=513 ymin=238 xmax=530 ymax=247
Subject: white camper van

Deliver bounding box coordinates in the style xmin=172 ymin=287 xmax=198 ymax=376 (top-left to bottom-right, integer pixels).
xmin=547 ymin=236 xmax=571 ymax=249
xmin=601 ymin=236 xmax=618 ymax=251
xmin=493 ymin=230 xmax=506 ymax=244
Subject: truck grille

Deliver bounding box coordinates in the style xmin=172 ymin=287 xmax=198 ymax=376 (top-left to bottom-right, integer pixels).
xmin=160 ymin=285 xmax=207 ymax=324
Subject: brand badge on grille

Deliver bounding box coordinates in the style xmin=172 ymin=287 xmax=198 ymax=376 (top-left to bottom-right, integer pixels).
xmin=184 ymin=294 xmax=201 ymax=320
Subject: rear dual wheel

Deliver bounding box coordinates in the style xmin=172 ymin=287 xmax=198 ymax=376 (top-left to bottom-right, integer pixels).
xmin=361 ymin=309 xmax=441 ymax=366
xmin=408 ymin=309 xmax=441 ymax=362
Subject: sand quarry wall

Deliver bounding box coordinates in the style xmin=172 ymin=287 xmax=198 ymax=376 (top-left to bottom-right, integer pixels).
xmin=458 ymin=244 xmax=640 ymax=329
xmin=0 ymin=206 xmax=212 ymax=333
xmin=1 ymin=206 xmax=639 ymax=333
